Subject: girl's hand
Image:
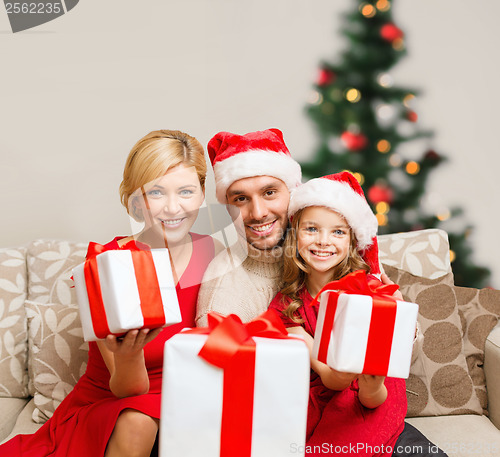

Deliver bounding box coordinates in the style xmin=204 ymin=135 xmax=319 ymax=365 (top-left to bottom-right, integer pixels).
xmin=104 ymin=327 xmax=162 ymax=357
xmin=321 ymin=367 xmax=357 ymax=391
xmin=380 ymin=273 xmax=403 ymax=301
xmin=357 ymin=374 xmax=387 ymax=408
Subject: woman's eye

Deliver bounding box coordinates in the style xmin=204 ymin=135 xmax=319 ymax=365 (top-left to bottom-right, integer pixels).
xmin=179 ymin=189 xmax=194 ymax=196
xmin=146 ymin=189 xmax=162 ymax=198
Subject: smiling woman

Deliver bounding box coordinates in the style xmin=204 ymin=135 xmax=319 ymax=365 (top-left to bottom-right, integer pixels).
xmin=0 ymin=129 xmax=220 ymax=457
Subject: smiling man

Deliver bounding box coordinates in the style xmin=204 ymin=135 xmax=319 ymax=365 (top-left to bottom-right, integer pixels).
xmin=195 ymin=128 xmax=302 ymax=326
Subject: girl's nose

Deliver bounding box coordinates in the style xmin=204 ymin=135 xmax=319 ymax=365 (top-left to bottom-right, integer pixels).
xmin=317 ymin=229 xmax=331 ymax=245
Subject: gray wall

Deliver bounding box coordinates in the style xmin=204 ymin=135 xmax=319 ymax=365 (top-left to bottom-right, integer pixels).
xmin=1 ymin=0 xmax=499 ymax=286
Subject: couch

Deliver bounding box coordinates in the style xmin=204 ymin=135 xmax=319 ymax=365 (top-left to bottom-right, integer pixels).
xmin=0 ymin=229 xmax=499 ymax=456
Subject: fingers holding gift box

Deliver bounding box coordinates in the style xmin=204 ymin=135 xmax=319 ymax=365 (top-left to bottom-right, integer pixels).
xmin=312 ymin=270 xmax=419 ymax=379
xmin=73 ymin=243 xmax=181 ymax=341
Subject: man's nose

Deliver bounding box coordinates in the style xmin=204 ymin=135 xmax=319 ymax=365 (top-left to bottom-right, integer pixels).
xmin=249 ymin=198 xmax=268 ymax=221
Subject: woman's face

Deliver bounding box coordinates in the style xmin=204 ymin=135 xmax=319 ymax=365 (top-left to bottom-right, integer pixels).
xmin=134 ymin=163 xmax=204 ymax=244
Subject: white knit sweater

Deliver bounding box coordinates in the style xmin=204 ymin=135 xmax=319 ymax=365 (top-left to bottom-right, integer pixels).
xmin=195 ymin=238 xmax=283 ymax=327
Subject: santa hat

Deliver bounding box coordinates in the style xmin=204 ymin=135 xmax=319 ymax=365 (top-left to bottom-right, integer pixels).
xmin=208 ymin=128 xmax=302 ymax=204
xmin=288 ymin=171 xmax=381 ymax=275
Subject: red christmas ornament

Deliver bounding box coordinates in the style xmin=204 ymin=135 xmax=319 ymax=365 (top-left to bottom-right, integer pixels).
xmin=380 ymin=23 xmax=404 ymax=43
xmin=424 ymin=149 xmax=441 ymax=162
xmin=341 ymin=131 xmax=368 ymax=151
xmin=406 ymin=110 xmax=418 ymax=122
xmin=317 ymin=68 xmax=336 ymax=87
xmin=368 ymin=184 xmax=394 ymax=204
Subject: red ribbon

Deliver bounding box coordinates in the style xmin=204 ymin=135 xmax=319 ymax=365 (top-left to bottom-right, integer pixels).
xmin=311 ymin=270 xmax=400 ymax=376
xmin=184 ymin=310 xmax=290 ymax=457
xmin=83 ymin=241 xmax=166 ymax=339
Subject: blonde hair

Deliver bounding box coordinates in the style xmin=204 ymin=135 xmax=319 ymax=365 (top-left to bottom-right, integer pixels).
xmin=120 ymin=130 xmax=206 ymax=221
xmin=281 ymin=207 xmax=370 ymax=323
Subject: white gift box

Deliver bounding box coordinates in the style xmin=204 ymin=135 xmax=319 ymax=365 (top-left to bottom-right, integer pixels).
xmin=73 ymin=248 xmax=181 ymax=341
xmin=160 ymin=333 xmax=310 ymax=457
xmin=312 ymin=292 xmax=418 ymax=379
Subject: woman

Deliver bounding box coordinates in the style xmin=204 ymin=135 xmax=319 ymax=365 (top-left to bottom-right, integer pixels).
xmin=1 ymin=130 xmax=222 ymax=457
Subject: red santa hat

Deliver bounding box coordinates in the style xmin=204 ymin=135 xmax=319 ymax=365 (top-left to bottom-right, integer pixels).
xmin=288 ymin=171 xmax=381 ymax=275
xmin=207 ymin=128 xmax=302 ymax=204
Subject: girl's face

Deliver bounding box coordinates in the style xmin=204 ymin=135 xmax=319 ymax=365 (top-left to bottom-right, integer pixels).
xmin=134 ymin=163 xmax=205 ymax=244
xmin=297 ymin=206 xmax=351 ymax=275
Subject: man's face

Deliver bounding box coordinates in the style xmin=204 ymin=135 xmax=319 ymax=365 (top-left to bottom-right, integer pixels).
xmin=226 ymin=176 xmax=290 ymax=250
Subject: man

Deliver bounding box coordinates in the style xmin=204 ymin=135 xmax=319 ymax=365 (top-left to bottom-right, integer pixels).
xmin=196 ymin=128 xmax=301 ymax=326
xmin=196 ymin=128 xmax=447 ymax=457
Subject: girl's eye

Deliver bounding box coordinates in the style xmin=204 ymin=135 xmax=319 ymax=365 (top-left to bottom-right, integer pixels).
xmin=305 ymin=226 xmax=318 ymax=233
xmin=333 ymin=229 xmax=347 ymax=236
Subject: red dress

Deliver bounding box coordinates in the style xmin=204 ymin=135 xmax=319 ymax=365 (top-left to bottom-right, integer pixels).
xmin=269 ymin=288 xmax=407 ymax=457
xmin=1 ymin=233 xmax=215 ymax=457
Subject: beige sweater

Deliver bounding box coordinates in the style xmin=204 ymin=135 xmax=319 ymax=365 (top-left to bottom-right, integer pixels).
xmin=196 ymin=238 xmax=283 ymax=327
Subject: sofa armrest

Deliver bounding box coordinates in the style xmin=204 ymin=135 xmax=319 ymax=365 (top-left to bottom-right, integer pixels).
xmin=485 ymin=322 xmax=500 ymax=430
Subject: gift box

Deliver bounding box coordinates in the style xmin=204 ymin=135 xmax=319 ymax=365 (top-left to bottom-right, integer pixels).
xmin=160 ymin=311 xmax=310 ymax=457
xmin=312 ymin=270 xmax=419 ymax=379
xmin=73 ymin=243 xmax=181 ymax=341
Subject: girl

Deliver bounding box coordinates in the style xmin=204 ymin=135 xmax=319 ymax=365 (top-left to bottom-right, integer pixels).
xmin=1 ymin=130 xmax=222 ymax=457
xmin=269 ymin=171 xmax=407 ymax=457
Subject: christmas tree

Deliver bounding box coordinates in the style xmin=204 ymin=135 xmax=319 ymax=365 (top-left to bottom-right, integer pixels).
xmin=302 ymin=0 xmax=490 ymax=288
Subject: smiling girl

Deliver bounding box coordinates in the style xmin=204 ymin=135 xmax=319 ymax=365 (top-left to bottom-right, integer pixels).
xmin=269 ymin=171 xmax=408 ymax=457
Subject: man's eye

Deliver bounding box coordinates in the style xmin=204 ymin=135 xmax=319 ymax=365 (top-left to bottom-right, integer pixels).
xmin=265 ymin=190 xmax=276 ymax=197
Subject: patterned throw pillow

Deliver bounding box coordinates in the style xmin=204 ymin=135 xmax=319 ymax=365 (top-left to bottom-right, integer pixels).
xmin=26 ymin=240 xmax=87 ymax=396
xmin=378 ymin=229 xmax=451 ymax=279
xmin=0 ymin=247 xmax=29 ymax=398
xmin=383 ymin=264 xmax=483 ymax=417
xmin=455 ymin=286 xmax=500 ymax=414
xmin=25 ymin=300 xmax=89 ymax=423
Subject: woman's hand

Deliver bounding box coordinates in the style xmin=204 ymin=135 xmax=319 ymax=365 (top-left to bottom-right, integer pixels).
xmin=357 ymin=374 xmax=387 ymax=408
xmin=380 ymin=273 xmax=403 ymax=301
xmin=98 ymin=327 xmax=162 ymax=398
xmin=104 ymin=328 xmax=162 ymax=357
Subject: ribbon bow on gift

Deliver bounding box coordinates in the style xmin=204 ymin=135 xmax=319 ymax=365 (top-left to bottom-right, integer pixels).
xmin=184 ymin=310 xmax=292 ymax=457
xmin=310 ymin=270 xmax=401 ymax=376
xmin=82 ymin=240 xmax=166 ymax=339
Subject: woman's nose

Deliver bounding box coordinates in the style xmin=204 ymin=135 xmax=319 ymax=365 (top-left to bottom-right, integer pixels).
xmin=164 ymin=196 xmax=181 ymax=214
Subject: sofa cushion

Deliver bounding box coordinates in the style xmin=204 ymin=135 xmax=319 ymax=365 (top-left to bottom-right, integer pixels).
xmin=0 ymin=247 xmax=29 ymax=398
xmin=25 ymin=300 xmax=88 ymax=423
xmin=26 ymin=240 xmax=87 ymax=396
xmin=383 ymin=264 xmax=483 ymax=417
xmin=456 ymin=286 xmax=500 ymax=414
xmin=0 ymin=397 xmax=29 ymax=442
xmin=405 ymin=415 xmax=500 ymax=457
xmin=0 ymin=399 xmax=43 ymax=444
xmin=378 ymin=229 xmax=451 ymax=279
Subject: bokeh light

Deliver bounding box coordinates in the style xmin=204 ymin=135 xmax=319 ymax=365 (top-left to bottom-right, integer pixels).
xmin=346 ymin=88 xmax=362 ymax=103
xmin=352 ymin=172 xmax=365 ymax=185
xmin=376 ymin=0 xmax=391 ymax=12
xmin=308 ymin=91 xmax=323 ymax=105
xmin=389 ymin=154 xmax=402 ymax=167
xmin=377 ymin=72 xmax=394 ymax=88
xmin=449 ymin=250 xmax=456 ymax=263
xmin=376 ymin=213 xmax=388 ymax=226
xmin=406 ymin=161 xmax=420 ymax=175
xmin=377 ymin=139 xmax=391 ymax=153
xmin=360 ymin=3 xmax=376 ymax=17
xmin=376 ymin=202 xmax=390 ymax=214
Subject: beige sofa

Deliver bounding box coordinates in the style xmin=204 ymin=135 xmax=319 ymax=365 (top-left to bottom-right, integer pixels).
xmin=1 ymin=229 xmax=499 ymax=456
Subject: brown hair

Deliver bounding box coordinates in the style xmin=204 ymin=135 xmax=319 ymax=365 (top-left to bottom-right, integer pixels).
xmin=281 ymin=207 xmax=370 ymax=323
xmin=119 ymin=130 xmax=206 ymax=221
